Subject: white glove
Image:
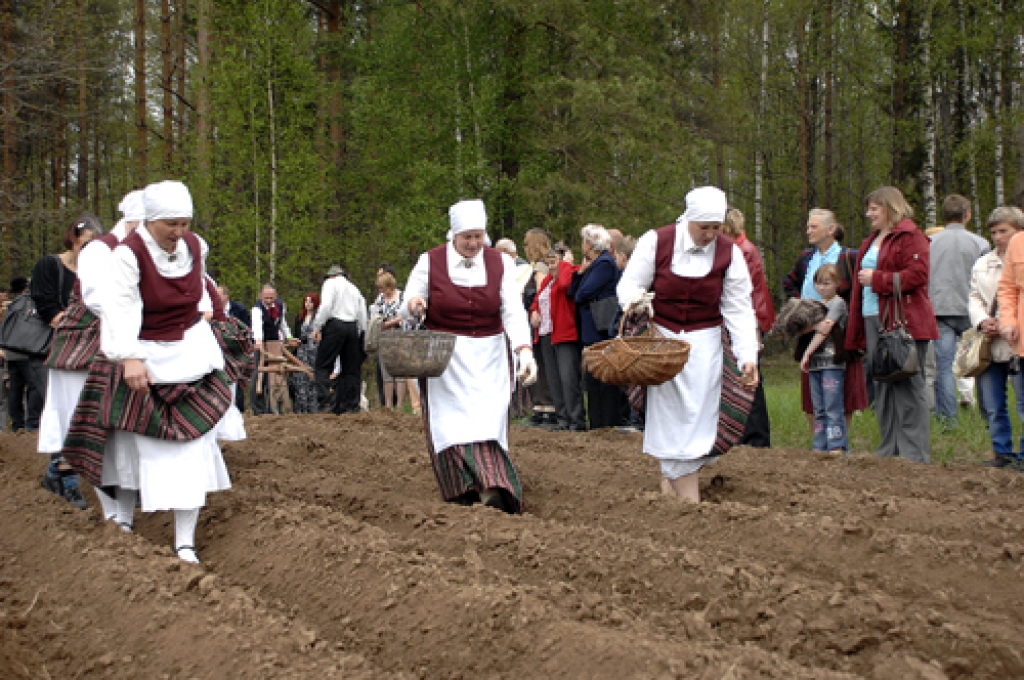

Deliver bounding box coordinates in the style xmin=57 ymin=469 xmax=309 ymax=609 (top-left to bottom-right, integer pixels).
xmin=627 ymin=291 xmax=655 ymax=318
xmin=516 ymin=348 xmax=538 ymax=387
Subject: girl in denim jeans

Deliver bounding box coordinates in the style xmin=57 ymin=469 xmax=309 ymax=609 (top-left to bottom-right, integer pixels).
xmin=800 ymin=264 xmax=849 ymax=453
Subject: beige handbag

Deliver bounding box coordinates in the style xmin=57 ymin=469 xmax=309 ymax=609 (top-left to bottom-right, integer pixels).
xmin=953 ymin=298 xmax=995 ymax=379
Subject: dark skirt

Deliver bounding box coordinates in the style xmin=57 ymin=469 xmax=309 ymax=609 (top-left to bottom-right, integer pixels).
xmin=419 ymin=377 xmax=523 ymax=514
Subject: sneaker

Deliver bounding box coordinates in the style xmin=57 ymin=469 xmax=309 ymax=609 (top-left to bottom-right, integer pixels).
xmin=983 ymin=456 xmax=1016 ymax=469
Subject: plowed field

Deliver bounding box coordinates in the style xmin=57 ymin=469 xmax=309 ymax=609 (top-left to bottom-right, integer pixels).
xmin=3 ymin=411 xmax=1024 ymax=679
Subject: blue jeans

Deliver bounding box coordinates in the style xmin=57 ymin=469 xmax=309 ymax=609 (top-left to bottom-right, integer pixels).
xmin=810 ymin=368 xmax=847 ymax=451
xmin=934 ymin=316 xmax=971 ymax=422
xmin=976 ymin=361 xmax=1024 ymax=456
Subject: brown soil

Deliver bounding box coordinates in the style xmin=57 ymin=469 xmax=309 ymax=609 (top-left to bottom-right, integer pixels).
xmin=2 ymin=411 xmax=1024 ymax=679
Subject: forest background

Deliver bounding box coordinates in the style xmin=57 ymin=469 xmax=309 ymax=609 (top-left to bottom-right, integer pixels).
xmin=2 ymin=0 xmax=1023 ymax=310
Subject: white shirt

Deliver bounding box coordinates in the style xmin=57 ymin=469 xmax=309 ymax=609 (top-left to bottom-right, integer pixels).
xmin=970 ymin=251 xmax=1013 ymax=362
xmin=251 ymin=303 xmax=292 ymax=343
xmin=99 ymin=227 xmax=214 ymax=367
xmin=617 ymin=225 xmax=759 ymax=367
xmin=401 ymin=243 xmax=532 ymax=350
xmin=312 ymin=275 xmax=368 ymax=333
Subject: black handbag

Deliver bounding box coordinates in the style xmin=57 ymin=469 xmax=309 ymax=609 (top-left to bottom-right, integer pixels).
xmin=589 ymin=296 xmax=621 ymax=336
xmin=0 ymin=256 xmax=63 ymax=357
xmin=871 ymin=273 xmax=920 ymax=383
xmin=0 ymin=294 xmax=53 ymax=356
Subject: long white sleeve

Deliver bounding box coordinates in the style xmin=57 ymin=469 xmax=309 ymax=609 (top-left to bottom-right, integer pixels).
xmin=312 ymin=280 xmax=336 ymax=332
xmin=100 ymin=246 xmax=146 ymax=361
xmin=400 ymin=253 xmax=431 ymax=324
xmin=616 ymin=230 xmax=658 ymax=309
xmin=251 ymin=306 xmax=265 ymax=342
xmin=499 ymin=253 xmax=532 ymax=350
xmin=720 ymin=244 xmax=759 ymax=368
xmin=78 ymin=240 xmax=114 ymax=314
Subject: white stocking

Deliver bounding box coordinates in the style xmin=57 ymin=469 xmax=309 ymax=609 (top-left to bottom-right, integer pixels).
xmin=95 ymin=488 xmax=118 ymax=521
xmin=115 ymin=488 xmax=137 ymax=531
xmin=174 ymin=508 xmax=201 ymax=563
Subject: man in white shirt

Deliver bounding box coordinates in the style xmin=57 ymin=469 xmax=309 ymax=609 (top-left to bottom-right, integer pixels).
xmin=312 ymin=264 xmax=367 ymax=414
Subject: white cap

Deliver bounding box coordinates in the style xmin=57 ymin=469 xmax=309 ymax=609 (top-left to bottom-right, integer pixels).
xmin=143 ymin=180 xmax=193 ymax=221
xmin=447 ymin=199 xmax=489 ymax=243
xmin=118 ymin=190 xmax=146 ymax=222
xmin=678 ymin=186 xmax=727 ymax=224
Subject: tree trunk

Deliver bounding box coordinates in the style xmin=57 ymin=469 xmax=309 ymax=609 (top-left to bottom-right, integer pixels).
xmin=993 ymin=0 xmax=1005 ymax=206
xmin=891 ymin=0 xmax=914 ymax=185
xmin=1 ymin=0 xmax=15 ymax=276
xmin=920 ymin=3 xmax=937 ymax=228
xmin=326 ymin=1 xmax=343 ymax=167
xmin=77 ymin=0 xmax=89 ymax=204
xmin=175 ymin=0 xmax=187 ymax=175
xmin=958 ymin=3 xmax=981 ymax=231
xmin=754 ymin=0 xmax=769 ymax=247
xmin=161 ymin=0 xmax=173 ymax=170
xmin=135 ymin=0 xmax=148 ymax=184
xmin=823 ymin=0 xmax=833 ymax=208
xmin=268 ymin=75 xmax=278 ymax=286
xmin=196 ymin=0 xmax=211 ymax=186
xmin=796 ymin=17 xmax=809 ymax=219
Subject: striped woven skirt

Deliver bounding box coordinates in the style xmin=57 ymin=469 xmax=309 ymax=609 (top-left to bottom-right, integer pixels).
xmin=419 ymin=378 xmax=523 ymax=514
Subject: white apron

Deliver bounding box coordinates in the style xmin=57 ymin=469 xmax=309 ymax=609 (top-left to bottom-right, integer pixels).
xmin=425 ymin=332 xmax=510 ymax=453
xmin=104 ymin=319 xmax=233 ymax=511
xmin=644 ymin=324 xmax=723 ymax=461
xmin=37 ymin=369 xmax=88 ymax=453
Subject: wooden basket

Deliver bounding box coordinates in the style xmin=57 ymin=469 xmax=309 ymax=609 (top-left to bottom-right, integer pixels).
xmin=582 ymin=317 xmax=690 ymax=386
xmin=378 ymin=328 xmax=457 ymax=379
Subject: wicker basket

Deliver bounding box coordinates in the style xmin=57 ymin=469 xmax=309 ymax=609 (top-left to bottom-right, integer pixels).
xmin=582 ymin=317 xmax=690 ymax=386
xmin=378 ymin=328 xmax=457 ymax=379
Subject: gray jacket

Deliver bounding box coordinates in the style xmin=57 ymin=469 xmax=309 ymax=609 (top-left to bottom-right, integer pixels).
xmin=928 ymin=223 xmax=990 ymax=317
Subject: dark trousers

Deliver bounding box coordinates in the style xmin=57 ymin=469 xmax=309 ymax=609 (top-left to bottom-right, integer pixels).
xmin=538 ymin=336 xmax=586 ymax=429
xmin=584 ymin=367 xmax=626 ymax=429
xmin=315 ymin=319 xmax=364 ymax=414
xmin=528 ymin=339 xmax=554 ymax=410
xmin=248 ymin=350 xmax=269 ymax=415
xmin=8 ymin=357 xmax=46 ymax=431
xmin=740 ymin=357 xmax=771 ymax=447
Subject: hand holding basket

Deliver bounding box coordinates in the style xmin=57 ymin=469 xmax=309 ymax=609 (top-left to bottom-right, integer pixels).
xmin=582 ymin=313 xmax=691 ymax=386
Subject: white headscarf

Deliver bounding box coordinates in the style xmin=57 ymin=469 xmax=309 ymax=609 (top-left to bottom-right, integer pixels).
xmin=119 ymin=190 xmax=146 ymax=222
xmin=143 ymin=180 xmax=193 ymax=222
xmin=447 ymin=199 xmax=491 ymax=246
xmin=677 ymin=186 xmax=727 ymax=224
xmin=112 ymin=189 xmax=147 ymax=240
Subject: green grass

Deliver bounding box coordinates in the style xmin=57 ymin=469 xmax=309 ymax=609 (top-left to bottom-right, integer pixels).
xmin=762 ymin=356 xmax=1011 ymax=464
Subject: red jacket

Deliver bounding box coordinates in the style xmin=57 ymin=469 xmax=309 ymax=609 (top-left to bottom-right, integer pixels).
xmin=845 ymin=219 xmax=939 ymax=351
xmin=529 ymin=260 xmax=579 ymax=345
xmin=735 ymin=233 xmax=776 ymax=333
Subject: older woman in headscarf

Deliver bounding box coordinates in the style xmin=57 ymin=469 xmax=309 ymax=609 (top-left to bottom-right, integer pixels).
xmin=571 ymin=224 xmax=626 ymax=429
xmin=64 ymin=180 xmax=238 ymax=562
xmin=403 ymin=199 xmax=536 ymax=514
xmin=38 ymin=193 xmax=145 ymax=517
xmin=617 ymin=186 xmax=760 ymax=503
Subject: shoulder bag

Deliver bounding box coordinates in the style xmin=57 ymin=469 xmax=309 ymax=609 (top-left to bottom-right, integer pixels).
xmin=0 ymin=256 xmax=63 ymax=357
xmin=953 ymin=297 xmax=995 ymax=379
xmin=871 ymin=273 xmax=920 ymax=382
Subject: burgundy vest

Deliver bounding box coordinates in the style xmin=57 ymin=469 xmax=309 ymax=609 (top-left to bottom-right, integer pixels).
xmin=424 ymin=245 xmax=504 ymax=337
xmin=651 ymin=226 xmax=732 ymax=334
xmin=123 ymin=230 xmax=204 ymax=341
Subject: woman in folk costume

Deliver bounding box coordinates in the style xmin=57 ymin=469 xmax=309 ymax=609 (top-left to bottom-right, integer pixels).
xmin=617 ymin=186 xmax=760 ymax=503
xmin=35 ymin=213 xmax=106 ymax=510
xmin=39 ymin=192 xmax=145 ymax=519
xmin=72 ymin=180 xmax=236 ymax=563
xmin=402 ymin=199 xmax=538 ymax=514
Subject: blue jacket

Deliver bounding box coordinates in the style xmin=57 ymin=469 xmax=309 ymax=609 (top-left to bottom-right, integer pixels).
xmin=570 ymin=250 xmax=620 ymax=345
